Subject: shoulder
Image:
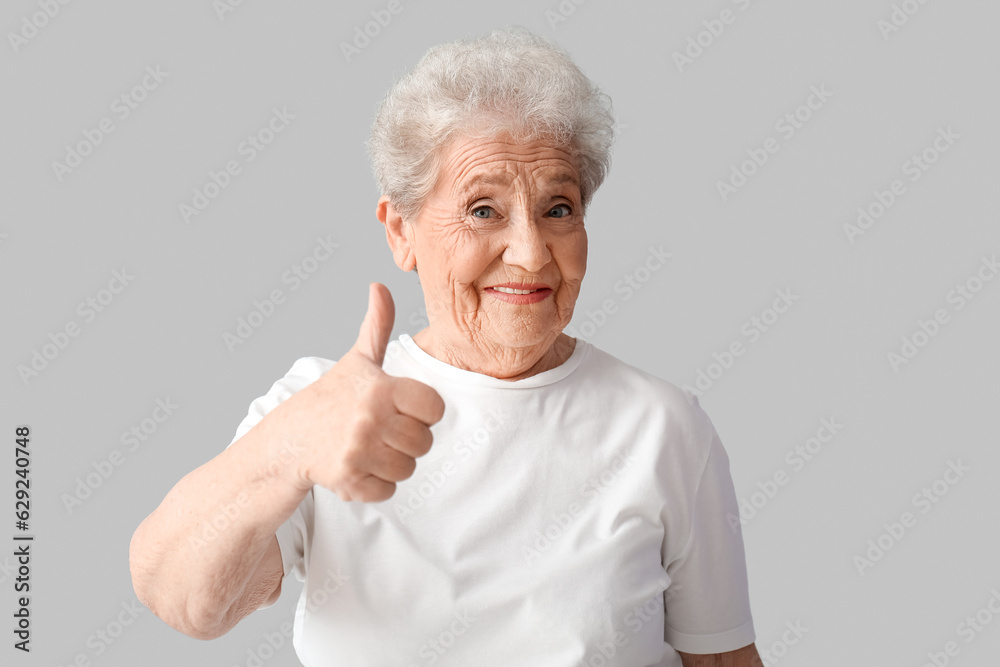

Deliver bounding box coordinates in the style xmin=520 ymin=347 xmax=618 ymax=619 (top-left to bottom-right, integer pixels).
xmin=282 ymin=356 xmax=338 ymax=386
xmin=257 ymin=356 xmax=338 ymax=400
xmin=583 ymin=342 xmax=710 ymax=428
xmin=580 ymin=342 xmax=719 ymax=471
xmin=227 ymin=356 xmax=337 ymax=448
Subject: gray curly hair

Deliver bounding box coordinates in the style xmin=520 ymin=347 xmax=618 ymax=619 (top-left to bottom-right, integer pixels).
xmin=367 ymin=25 xmax=616 ymax=222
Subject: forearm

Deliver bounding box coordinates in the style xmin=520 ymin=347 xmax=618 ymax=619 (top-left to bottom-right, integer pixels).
xmin=129 ymin=408 xmax=307 ymax=638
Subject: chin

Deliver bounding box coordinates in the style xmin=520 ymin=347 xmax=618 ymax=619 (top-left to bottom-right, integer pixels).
xmin=486 ymin=322 xmax=560 ymax=350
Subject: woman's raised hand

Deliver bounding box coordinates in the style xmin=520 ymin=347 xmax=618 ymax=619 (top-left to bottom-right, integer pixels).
xmin=277 ymin=283 xmax=446 ymax=502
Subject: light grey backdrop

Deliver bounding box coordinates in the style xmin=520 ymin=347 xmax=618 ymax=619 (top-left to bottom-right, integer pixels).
xmin=3 ymin=1 xmax=999 ymax=665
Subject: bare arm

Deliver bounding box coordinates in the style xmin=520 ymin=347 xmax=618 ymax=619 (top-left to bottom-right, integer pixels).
xmin=679 ymin=643 xmax=762 ymax=667
xmin=129 ymin=409 xmax=308 ymax=639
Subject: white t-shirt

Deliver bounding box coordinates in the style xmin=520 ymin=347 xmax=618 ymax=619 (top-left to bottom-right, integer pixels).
xmin=228 ymin=334 xmax=755 ymax=666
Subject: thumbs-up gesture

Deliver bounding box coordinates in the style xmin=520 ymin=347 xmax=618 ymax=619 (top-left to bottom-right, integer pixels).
xmin=277 ymin=283 xmax=445 ymax=502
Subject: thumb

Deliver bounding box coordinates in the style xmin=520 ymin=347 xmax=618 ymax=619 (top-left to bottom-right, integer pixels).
xmin=353 ymin=282 xmax=395 ymax=366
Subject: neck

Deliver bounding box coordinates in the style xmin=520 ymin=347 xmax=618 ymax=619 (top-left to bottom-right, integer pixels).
xmin=411 ymin=329 xmax=576 ymax=381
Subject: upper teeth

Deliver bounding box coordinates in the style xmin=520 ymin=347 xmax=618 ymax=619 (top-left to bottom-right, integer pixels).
xmin=495 ymin=287 xmax=538 ymax=294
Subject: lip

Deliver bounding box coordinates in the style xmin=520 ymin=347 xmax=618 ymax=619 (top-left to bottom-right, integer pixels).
xmin=485 ymin=283 xmax=553 ymax=305
xmin=490 ymin=282 xmax=551 ymax=290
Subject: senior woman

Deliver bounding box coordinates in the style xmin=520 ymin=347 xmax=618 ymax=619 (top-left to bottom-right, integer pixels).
xmin=130 ymin=27 xmax=760 ymax=667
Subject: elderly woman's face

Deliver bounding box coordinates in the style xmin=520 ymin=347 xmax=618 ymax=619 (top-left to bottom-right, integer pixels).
xmin=394 ymin=136 xmax=587 ymax=356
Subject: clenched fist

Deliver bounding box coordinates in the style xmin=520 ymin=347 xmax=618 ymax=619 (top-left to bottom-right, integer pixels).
xmin=278 ymin=282 xmax=445 ymax=502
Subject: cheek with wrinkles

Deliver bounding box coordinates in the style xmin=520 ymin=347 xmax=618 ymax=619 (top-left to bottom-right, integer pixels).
xmin=424 ymin=266 xmax=481 ymax=327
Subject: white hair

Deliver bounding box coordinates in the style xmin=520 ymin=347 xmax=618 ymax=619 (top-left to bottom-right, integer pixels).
xmin=367 ymin=25 xmax=616 ymax=222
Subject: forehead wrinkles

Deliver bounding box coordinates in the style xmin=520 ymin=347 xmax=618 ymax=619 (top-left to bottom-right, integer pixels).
xmin=442 ymin=141 xmax=577 ymax=198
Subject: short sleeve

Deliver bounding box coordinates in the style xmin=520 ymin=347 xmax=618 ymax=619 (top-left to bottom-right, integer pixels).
xmin=225 ymin=356 xmax=335 ymax=585
xmin=662 ymin=396 xmax=756 ymax=654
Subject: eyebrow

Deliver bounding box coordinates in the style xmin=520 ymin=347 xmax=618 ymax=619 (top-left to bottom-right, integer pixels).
xmin=460 ymin=173 xmax=511 ymax=191
xmin=545 ymin=172 xmax=579 ymax=186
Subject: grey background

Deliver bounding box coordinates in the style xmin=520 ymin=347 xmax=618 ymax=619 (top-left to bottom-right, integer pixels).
xmin=3 ymin=0 xmax=999 ymax=665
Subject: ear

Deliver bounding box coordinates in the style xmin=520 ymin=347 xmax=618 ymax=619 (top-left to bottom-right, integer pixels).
xmin=376 ymin=196 xmax=417 ymax=272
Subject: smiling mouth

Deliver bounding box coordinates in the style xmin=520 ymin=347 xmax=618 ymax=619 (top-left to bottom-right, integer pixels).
xmin=485 ymin=284 xmax=553 ymax=304
xmin=493 ymin=286 xmax=539 ymax=295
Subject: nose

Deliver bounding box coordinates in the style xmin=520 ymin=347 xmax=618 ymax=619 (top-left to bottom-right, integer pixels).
xmin=501 ymin=211 xmax=551 ymax=274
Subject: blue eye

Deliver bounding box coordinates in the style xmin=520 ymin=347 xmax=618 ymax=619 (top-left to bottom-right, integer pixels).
xmin=548 ymin=204 xmax=572 ymax=218
xmin=472 ymin=206 xmax=495 ymax=219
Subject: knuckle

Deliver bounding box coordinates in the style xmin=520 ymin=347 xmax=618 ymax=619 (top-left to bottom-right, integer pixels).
xmin=361 ymin=373 xmax=391 ymax=400
xmin=347 ymin=414 xmax=378 ymax=443
xmin=338 ymin=450 xmax=368 ymax=480
xmin=340 ymin=473 xmax=367 ymax=500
